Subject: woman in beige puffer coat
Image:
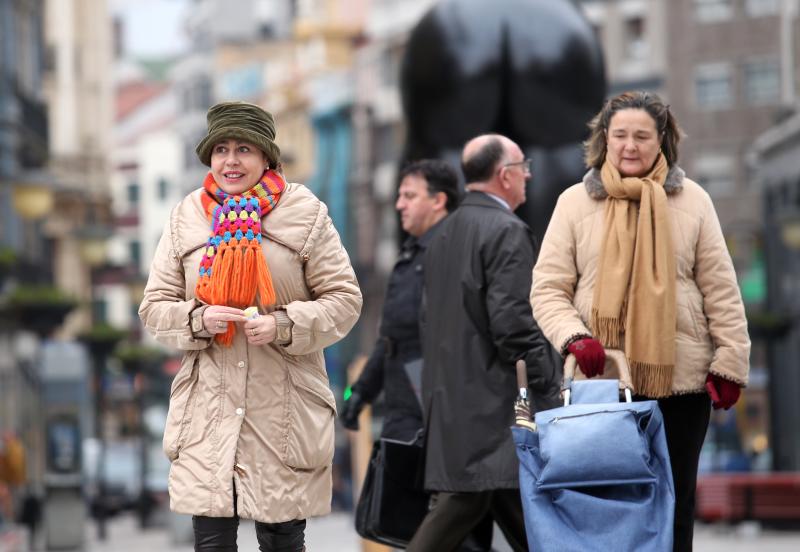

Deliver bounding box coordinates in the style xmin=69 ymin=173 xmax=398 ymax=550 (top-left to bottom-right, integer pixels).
xmin=531 ymin=91 xmax=749 ymax=552
xmin=139 ymin=101 xmax=361 ymax=551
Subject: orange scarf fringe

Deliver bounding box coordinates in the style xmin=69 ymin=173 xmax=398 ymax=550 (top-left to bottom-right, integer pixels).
xmin=195 ymin=170 xmax=286 ymax=345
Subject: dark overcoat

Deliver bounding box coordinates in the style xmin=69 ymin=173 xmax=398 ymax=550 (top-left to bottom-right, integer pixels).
xmin=351 ymin=226 xmax=443 ymax=441
xmin=421 ymin=192 xmax=560 ymax=492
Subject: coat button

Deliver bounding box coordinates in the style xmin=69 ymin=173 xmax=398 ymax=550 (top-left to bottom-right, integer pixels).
xmin=235 ymin=408 xmax=244 ymax=416
xmin=237 ymin=361 xmax=245 ymax=368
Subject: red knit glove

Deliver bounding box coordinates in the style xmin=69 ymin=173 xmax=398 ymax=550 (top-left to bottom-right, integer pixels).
xmin=567 ymin=338 xmax=606 ymax=379
xmin=705 ymin=374 xmax=741 ymax=410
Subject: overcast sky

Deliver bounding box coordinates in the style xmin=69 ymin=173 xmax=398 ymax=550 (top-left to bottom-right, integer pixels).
xmin=111 ymin=0 xmax=189 ymax=57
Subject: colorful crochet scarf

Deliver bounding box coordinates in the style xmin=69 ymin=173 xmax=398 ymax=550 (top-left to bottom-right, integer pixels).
xmin=195 ymin=170 xmax=286 ymax=345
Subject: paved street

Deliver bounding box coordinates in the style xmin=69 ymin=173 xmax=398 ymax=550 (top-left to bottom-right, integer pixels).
xmin=77 ymin=512 xmax=800 ymax=552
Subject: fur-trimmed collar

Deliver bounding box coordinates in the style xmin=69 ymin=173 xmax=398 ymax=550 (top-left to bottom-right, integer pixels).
xmin=583 ymin=165 xmax=685 ymax=200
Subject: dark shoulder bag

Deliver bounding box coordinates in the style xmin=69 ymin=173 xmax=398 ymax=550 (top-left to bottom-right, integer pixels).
xmin=354 ymin=435 xmax=429 ymax=547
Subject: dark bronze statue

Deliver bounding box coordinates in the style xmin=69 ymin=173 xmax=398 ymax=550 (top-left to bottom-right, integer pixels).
xmin=400 ymin=0 xmax=606 ymax=240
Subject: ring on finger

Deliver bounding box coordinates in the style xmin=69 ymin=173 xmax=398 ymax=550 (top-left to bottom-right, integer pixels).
xmin=251 ymin=328 xmax=257 ymax=337
xmin=216 ymin=321 xmax=226 ymax=328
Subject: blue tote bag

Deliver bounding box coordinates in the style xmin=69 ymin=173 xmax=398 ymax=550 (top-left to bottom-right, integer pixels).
xmin=513 ymin=350 xmax=674 ymax=552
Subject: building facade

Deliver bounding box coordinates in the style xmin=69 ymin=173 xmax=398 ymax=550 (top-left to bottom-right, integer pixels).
xmin=664 ymin=0 xmax=799 ymax=229
xmin=579 ymin=0 xmax=668 ymax=94
xmin=749 ymin=108 xmax=800 ymax=470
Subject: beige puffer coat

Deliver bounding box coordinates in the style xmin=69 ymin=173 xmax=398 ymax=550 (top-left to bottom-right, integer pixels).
xmin=139 ymin=182 xmax=362 ymax=523
xmin=531 ymin=167 xmax=750 ymax=394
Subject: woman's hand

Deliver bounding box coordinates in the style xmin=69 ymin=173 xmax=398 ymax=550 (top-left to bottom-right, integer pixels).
xmin=705 ymin=373 xmax=741 ymax=410
xmin=243 ymin=313 xmax=277 ymax=346
xmin=202 ymin=305 xmax=247 ymax=335
xmin=567 ymin=337 xmax=606 ymax=378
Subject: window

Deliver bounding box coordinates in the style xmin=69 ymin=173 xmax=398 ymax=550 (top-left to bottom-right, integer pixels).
xmin=623 ymin=17 xmax=647 ymax=61
xmin=694 ymin=0 xmax=733 ymax=23
xmin=219 ymin=65 xmax=262 ymax=100
xmin=92 ymin=298 xmax=107 ymax=325
xmin=694 ymin=153 xmax=735 ymax=196
xmin=129 ymin=240 xmax=141 ymax=269
xmin=744 ymin=59 xmax=780 ymax=105
xmin=694 ymin=63 xmax=734 ymax=109
xmin=127 ymin=182 xmax=139 ymax=205
xmin=182 ymin=77 xmax=212 ymax=111
xmin=157 ymin=177 xmax=169 ymax=200
xmin=745 ymin=0 xmax=780 ymax=17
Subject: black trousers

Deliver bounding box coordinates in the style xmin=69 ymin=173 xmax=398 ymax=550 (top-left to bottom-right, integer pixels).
xmin=656 ymin=393 xmax=711 ymax=552
xmin=192 ymin=515 xmax=306 ymax=552
xmin=406 ymin=489 xmax=527 ymax=552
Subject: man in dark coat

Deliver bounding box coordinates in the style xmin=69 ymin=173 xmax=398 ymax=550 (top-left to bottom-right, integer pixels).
xmin=407 ymin=134 xmax=560 ymax=552
xmin=342 ymin=159 xmax=496 ymax=551
xmin=340 ymin=159 xmax=460 ymax=440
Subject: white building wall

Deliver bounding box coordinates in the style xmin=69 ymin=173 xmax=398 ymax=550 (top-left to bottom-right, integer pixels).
xmin=45 ymin=0 xmax=78 ymax=158
xmin=97 ymin=284 xmax=132 ymax=328
xmin=138 ymin=130 xmax=184 ymax=276
xmin=45 ymin=0 xmax=113 ymax=192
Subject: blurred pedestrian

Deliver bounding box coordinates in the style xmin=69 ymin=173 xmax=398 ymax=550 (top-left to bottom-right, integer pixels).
xmin=139 ymin=100 xmax=362 ymax=552
xmin=0 ymin=432 xmax=26 ymax=489
xmin=340 ymin=159 xmax=460 ymax=439
xmin=531 ymin=90 xmax=750 ymax=551
xmin=408 ymin=134 xmax=560 ymax=552
xmin=0 ymin=481 xmax=10 ymax=530
xmin=18 ymin=487 xmax=42 ymax=551
xmin=340 ymin=159 xmax=494 ymax=550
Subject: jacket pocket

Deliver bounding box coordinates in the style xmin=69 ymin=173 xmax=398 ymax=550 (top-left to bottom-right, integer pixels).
xmin=163 ymin=351 xmax=200 ymax=461
xmin=676 ymin=303 xmax=699 ymax=340
xmin=677 ymin=282 xmax=708 ymax=341
xmin=283 ymin=375 xmax=336 ymax=470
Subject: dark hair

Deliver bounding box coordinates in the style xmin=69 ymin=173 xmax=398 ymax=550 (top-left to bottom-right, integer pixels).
xmin=584 ymin=90 xmax=683 ymax=169
xmin=399 ymin=159 xmax=461 ymax=212
xmin=461 ymin=136 xmax=505 ymax=183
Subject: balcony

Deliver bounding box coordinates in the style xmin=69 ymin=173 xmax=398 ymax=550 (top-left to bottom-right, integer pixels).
xmin=14 ymin=82 xmax=49 ymax=169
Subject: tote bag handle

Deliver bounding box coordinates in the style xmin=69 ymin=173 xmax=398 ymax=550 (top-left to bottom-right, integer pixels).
xmin=562 ymin=349 xmax=633 ymax=406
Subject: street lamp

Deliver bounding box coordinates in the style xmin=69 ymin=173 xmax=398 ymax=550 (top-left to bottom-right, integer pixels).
xmin=78 ymin=323 xmax=125 ymax=541
xmin=115 ymin=343 xmax=165 ymax=528
xmin=12 ymin=182 xmax=54 ymax=221
xmin=12 ymin=181 xmax=55 ymax=268
xmin=76 ymin=224 xmax=110 ymax=274
xmin=75 ymin=224 xmax=116 ymax=541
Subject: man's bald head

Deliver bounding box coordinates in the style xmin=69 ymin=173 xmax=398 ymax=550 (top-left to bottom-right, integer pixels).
xmin=462 ymin=134 xmax=508 ymax=184
xmin=461 ymin=134 xmax=505 ymax=184
xmin=461 ymin=133 xmax=529 ymax=210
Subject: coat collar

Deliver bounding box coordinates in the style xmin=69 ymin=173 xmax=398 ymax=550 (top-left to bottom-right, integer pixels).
xmin=462 ymin=191 xmax=512 ymax=211
xmin=582 ymin=165 xmax=685 ymax=200
xmin=415 ymin=216 xmax=447 ymax=248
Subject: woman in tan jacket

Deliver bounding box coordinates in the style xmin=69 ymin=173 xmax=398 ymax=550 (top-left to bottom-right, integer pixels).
xmin=531 ymin=91 xmax=749 ymax=551
xmin=139 ymin=101 xmax=362 ymax=551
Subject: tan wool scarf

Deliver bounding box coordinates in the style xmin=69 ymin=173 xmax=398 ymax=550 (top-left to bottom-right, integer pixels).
xmin=591 ymin=154 xmax=676 ymax=397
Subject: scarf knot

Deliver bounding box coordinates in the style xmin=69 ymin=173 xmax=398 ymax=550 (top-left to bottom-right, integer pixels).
xmin=195 ymin=170 xmax=286 ymax=345
xmin=591 ymin=154 xmax=677 ymax=397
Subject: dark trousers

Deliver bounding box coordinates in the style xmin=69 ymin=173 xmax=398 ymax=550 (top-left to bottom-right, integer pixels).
xmin=192 ymin=515 xmax=306 ymax=552
xmin=657 ymin=393 xmax=711 ymax=552
xmin=407 ymin=489 xmax=527 ymax=552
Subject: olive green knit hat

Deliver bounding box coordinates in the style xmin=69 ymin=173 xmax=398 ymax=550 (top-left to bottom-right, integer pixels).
xmin=195 ymin=101 xmax=281 ymax=167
